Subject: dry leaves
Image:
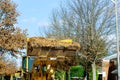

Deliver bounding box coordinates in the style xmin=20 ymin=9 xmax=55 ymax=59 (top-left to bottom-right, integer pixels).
xmin=0 ymin=57 xmax=17 ymax=75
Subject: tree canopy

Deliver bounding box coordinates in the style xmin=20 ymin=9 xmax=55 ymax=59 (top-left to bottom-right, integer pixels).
xmin=0 ymin=0 xmax=26 ymax=56
xmin=0 ymin=56 xmax=17 ymax=75
xmin=0 ymin=0 xmax=26 ymax=75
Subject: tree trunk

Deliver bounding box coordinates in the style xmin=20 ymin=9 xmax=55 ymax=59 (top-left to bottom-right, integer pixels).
xmin=1 ymin=75 xmax=4 ymax=80
xmin=92 ymin=61 xmax=96 ymax=80
xmin=68 ymin=70 xmax=70 ymax=80
xmin=62 ymin=71 xmax=65 ymax=80
xmin=10 ymin=74 xmax=13 ymax=80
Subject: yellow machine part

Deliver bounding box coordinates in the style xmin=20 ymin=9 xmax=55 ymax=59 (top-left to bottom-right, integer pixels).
xmin=60 ymin=39 xmax=72 ymax=43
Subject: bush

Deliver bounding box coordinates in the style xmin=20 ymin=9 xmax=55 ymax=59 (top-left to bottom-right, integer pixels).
xmin=70 ymin=65 xmax=84 ymax=79
xmin=55 ymin=70 xmax=65 ymax=80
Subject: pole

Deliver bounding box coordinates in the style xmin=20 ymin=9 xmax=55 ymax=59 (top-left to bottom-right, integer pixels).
xmin=26 ymin=56 xmax=28 ymax=72
xmin=26 ymin=38 xmax=29 ymax=72
xmin=114 ymin=0 xmax=120 ymax=79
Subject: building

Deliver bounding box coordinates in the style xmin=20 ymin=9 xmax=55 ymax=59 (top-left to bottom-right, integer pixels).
xmin=102 ymin=54 xmax=117 ymax=80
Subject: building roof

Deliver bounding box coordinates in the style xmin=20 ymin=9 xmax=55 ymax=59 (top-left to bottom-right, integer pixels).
xmin=103 ymin=53 xmax=117 ymax=60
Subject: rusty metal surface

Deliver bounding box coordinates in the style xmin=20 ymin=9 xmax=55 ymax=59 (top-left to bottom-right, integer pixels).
xmin=27 ymin=37 xmax=80 ymax=57
xmin=27 ymin=37 xmax=80 ymax=50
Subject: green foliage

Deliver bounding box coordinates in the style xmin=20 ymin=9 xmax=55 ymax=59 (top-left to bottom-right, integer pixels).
xmin=70 ymin=65 xmax=84 ymax=78
xmin=55 ymin=70 xmax=65 ymax=80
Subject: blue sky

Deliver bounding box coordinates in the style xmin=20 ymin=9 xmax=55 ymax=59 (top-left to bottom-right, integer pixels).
xmin=12 ymin=0 xmax=120 ymax=37
xmin=13 ymin=0 xmax=62 ymax=37
xmin=11 ymin=0 xmax=62 ymax=67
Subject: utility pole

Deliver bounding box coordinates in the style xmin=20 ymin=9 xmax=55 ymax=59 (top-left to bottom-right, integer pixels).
xmin=111 ymin=0 xmax=120 ymax=79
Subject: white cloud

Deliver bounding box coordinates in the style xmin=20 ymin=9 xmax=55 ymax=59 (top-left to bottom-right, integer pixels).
xmin=21 ymin=17 xmax=50 ymax=29
xmin=37 ymin=22 xmax=50 ymax=27
xmin=108 ymin=34 xmax=115 ymax=39
xmin=22 ymin=17 xmax=38 ymax=23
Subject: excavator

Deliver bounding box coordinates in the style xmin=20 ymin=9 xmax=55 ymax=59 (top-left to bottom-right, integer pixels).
xmin=21 ymin=37 xmax=80 ymax=80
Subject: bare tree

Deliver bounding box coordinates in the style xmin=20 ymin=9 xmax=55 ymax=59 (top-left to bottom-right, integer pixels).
xmin=45 ymin=0 xmax=117 ymax=80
